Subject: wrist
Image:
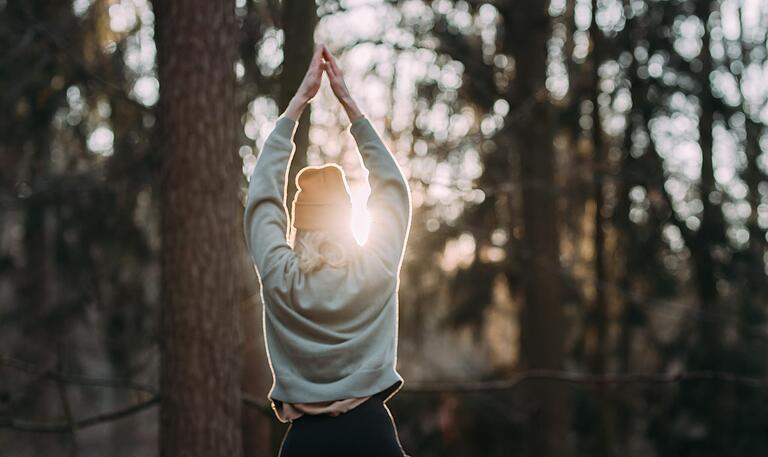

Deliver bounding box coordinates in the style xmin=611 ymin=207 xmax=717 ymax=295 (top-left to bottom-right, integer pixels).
xmin=284 ymin=96 xmax=307 ymax=121
xmin=340 ymin=96 xmax=363 ymax=122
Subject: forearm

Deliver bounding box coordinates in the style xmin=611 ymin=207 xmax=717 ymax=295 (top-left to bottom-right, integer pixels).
xmin=243 ymin=117 xmax=298 ymax=265
xmin=349 ymin=117 xmax=411 ymax=268
xmin=350 ymin=117 xmax=405 ymax=189
xmin=283 ymin=96 xmax=307 ymax=122
xmin=339 ymin=94 xmax=363 ymax=123
xmin=251 ymin=117 xmax=297 ymax=182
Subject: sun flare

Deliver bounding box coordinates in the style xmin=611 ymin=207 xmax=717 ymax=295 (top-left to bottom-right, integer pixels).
xmin=349 ymin=184 xmax=371 ymax=246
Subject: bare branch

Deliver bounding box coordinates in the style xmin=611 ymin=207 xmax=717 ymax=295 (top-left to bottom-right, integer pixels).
xmin=0 ymin=355 xmax=158 ymax=395
xmin=2 ymin=369 xmax=766 ymax=434
xmin=402 ymin=369 xmax=767 ymax=393
xmin=0 ymin=396 xmax=160 ymax=434
xmin=55 ymin=354 xmax=79 ymax=455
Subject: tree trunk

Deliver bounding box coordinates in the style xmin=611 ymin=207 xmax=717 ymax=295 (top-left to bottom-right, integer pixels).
xmin=589 ymin=1 xmax=612 ymax=455
xmin=612 ymin=6 xmax=643 ymax=453
xmin=738 ymin=5 xmax=767 ymax=351
xmin=278 ymin=0 xmax=317 ymax=207
xmin=154 ymin=1 xmax=243 ymax=456
xmin=508 ymin=1 xmax=567 ymax=456
xmin=240 ymin=243 xmax=274 ymax=457
xmin=692 ymin=0 xmax=723 ymax=343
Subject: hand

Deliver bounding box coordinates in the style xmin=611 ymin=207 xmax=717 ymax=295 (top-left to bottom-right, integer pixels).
xmin=321 ymin=45 xmax=363 ymax=122
xmin=284 ymin=47 xmax=326 ymax=121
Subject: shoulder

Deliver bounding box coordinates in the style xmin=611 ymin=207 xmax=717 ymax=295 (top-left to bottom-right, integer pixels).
xmin=259 ymin=250 xmax=303 ymax=296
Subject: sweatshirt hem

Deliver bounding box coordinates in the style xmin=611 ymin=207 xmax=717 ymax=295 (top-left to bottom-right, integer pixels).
xmin=268 ymin=364 xmax=404 ymax=404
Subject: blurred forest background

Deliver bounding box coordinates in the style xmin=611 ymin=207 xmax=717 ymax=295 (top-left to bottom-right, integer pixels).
xmin=2 ymin=0 xmax=768 ymax=456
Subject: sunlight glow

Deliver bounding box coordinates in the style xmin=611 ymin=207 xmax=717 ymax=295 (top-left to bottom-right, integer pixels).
xmin=350 ymin=186 xmax=371 ymax=246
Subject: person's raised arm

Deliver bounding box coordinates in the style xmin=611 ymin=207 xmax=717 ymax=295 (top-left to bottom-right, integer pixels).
xmin=243 ymin=47 xmax=326 ymax=285
xmin=323 ymin=46 xmax=412 ymax=273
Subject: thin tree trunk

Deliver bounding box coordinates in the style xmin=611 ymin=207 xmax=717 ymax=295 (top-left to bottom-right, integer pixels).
xmin=279 ymin=0 xmax=317 ymax=208
xmin=613 ymin=6 xmax=643 ymax=453
xmin=738 ymin=5 xmax=767 ymax=306
xmin=18 ymin=130 xmax=58 ymax=457
xmin=692 ymin=0 xmax=723 ymax=343
xmin=154 ymin=1 xmax=243 ymax=456
xmin=509 ymin=1 xmax=567 ymax=456
xmin=240 ymin=244 xmax=273 ymax=457
xmin=589 ymin=1 xmax=612 ymax=455
xmin=238 ymin=3 xmax=276 ymax=454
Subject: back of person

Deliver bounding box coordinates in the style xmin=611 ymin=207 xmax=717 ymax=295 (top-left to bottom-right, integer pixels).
xmin=279 ymin=244 xmax=396 ymax=341
xmin=261 ymin=235 xmax=402 ymax=400
xmin=243 ymin=45 xmax=411 ymax=456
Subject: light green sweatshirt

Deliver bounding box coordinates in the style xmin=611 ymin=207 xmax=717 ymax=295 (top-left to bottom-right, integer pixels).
xmin=243 ymin=115 xmax=411 ymax=405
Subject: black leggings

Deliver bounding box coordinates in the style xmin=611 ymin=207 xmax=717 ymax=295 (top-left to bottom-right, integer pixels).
xmin=277 ymin=394 xmax=409 ymax=457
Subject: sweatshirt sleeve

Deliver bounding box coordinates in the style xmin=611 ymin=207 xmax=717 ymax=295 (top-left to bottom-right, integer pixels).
xmin=349 ymin=116 xmax=412 ymax=274
xmin=243 ymin=116 xmax=300 ymax=289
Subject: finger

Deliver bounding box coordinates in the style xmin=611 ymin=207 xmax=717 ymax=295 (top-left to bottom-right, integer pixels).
xmin=325 ymin=48 xmax=338 ymax=70
xmin=328 ymin=63 xmax=340 ymax=85
xmin=324 ymin=55 xmax=336 ymax=76
xmin=312 ymin=51 xmax=326 ymax=74
xmin=328 ymin=51 xmax=342 ymax=75
xmin=310 ymin=46 xmax=323 ymax=68
xmin=322 ymin=54 xmax=337 ymax=79
xmin=323 ymin=46 xmax=338 ymax=73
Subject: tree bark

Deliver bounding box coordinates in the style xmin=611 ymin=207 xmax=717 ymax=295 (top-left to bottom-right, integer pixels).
xmin=154 ymin=1 xmax=243 ymax=456
xmin=240 ymin=243 xmax=274 ymax=457
xmin=508 ymin=1 xmax=567 ymax=456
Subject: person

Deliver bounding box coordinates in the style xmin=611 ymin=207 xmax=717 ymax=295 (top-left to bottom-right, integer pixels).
xmin=243 ymin=45 xmax=412 ymax=457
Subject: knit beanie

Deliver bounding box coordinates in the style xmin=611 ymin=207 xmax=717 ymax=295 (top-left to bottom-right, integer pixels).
xmin=291 ymin=164 xmax=353 ymax=231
